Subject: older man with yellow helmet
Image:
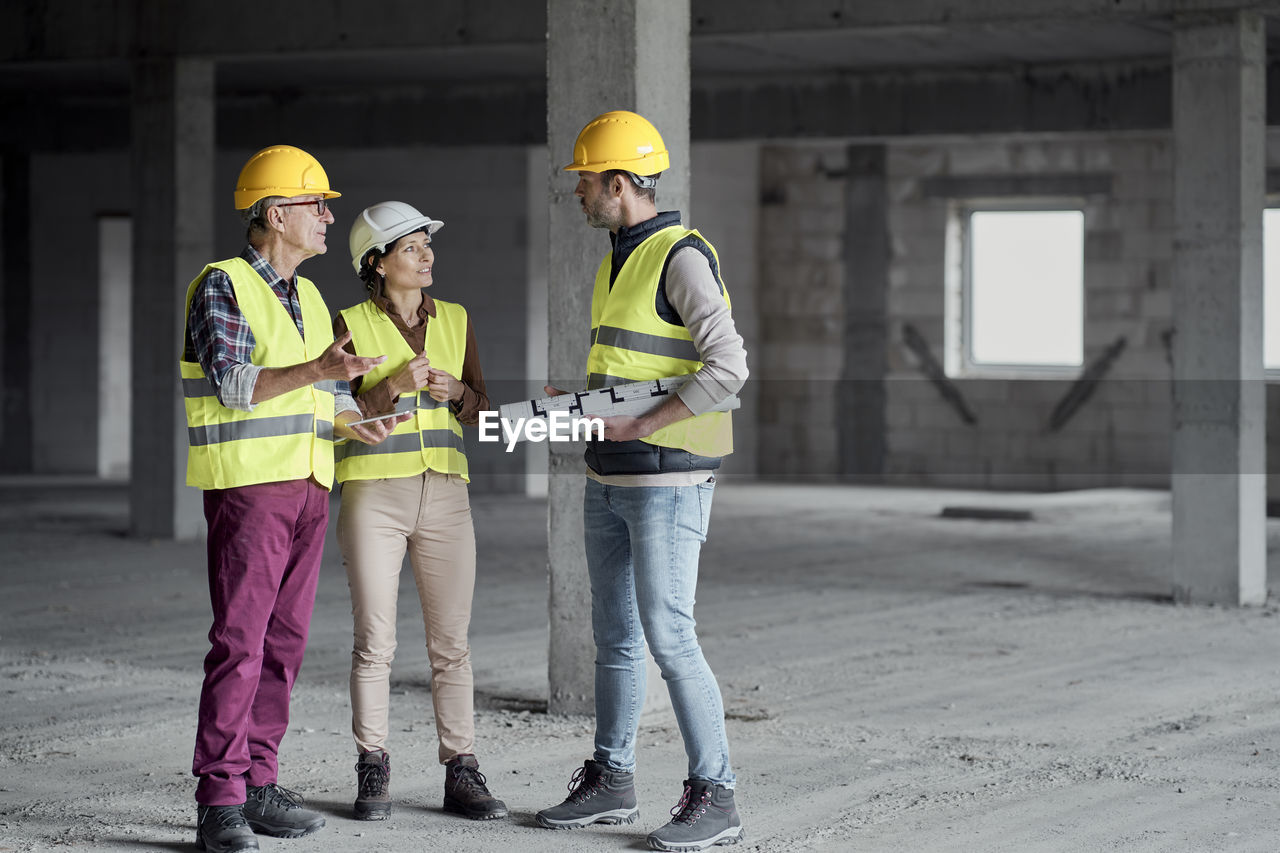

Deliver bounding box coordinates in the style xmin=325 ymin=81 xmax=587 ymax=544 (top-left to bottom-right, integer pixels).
xmin=535 ymin=111 xmax=748 ymax=851
xmin=180 ymin=145 xmax=407 ymax=853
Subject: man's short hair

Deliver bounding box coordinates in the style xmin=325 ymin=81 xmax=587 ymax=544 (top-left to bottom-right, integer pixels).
xmin=600 ymin=169 xmax=658 ymax=204
xmin=241 ymin=196 xmax=286 ymax=243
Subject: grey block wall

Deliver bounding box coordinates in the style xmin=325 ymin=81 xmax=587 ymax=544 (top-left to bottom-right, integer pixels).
xmin=885 ymin=135 xmax=1178 ymax=489
xmin=756 ymin=134 xmax=1206 ymax=489
xmin=757 ymin=144 xmax=848 ymax=480
xmin=757 ymin=131 xmax=1279 ymax=491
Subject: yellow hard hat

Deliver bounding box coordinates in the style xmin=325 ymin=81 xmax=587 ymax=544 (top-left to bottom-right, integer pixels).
xmin=234 ymin=144 xmax=342 ymax=210
xmin=563 ymin=110 xmax=669 ymax=176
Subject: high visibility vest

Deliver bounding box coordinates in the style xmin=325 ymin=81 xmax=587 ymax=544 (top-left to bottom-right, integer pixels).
xmin=334 ymin=298 xmax=469 ymax=482
xmin=180 ymin=258 xmax=338 ymax=491
xmin=586 ymin=225 xmax=733 ymax=459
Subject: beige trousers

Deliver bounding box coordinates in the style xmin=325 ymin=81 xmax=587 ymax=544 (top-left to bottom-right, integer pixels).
xmin=336 ymin=471 xmax=476 ymax=763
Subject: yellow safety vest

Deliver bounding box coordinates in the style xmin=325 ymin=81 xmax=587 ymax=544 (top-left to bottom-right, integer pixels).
xmin=334 ymin=298 xmax=469 ymax=482
xmin=180 ymin=258 xmax=338 ymax=491
xmin=586 ymin=225 xmax=733 ymax=458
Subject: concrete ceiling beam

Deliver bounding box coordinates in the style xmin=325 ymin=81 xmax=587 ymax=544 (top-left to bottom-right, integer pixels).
xmin=6 ymin=0 xmax=1273 ymax=64
xmin=7 ymin=58 xmax=1280 ymax=152
xmin=691 ymin=0 xmax=1273 ymax=33
xmin=1 ymin=0 xmax=547 ymax=62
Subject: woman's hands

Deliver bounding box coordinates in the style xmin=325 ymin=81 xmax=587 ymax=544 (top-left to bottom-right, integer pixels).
xmin=426 ymin=368 xmax=463 ymax=403
xmin=390 ymin=350 xmax=462 ymax=403
xmin=390 ymin=350 xmax=432 ymax=398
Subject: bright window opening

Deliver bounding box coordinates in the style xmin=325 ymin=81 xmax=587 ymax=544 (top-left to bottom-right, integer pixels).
xmin=1265 ymin=208 xmax=1280 ymax=370
xmin=966 ymin=209 xmax=1084 ymax=369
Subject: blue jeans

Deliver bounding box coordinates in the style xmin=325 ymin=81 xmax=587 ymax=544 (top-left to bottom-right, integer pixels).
xmin=584 ymin=476 xmax=735 ymax=788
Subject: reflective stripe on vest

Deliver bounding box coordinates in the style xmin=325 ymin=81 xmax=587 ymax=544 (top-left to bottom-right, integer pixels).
xmin=182 ymin=377 xmax=341 ymax=402
xmin=334 ymin=298 xmax=470 ymax=482
xmin=593 ymin=325 xmax=701 ymax=362
xmin=587 ymin=372 xmax=630 ymax=390
xmin=180 ymin=257 xmax=337 ymax=490
xmin=586 ymin=226 xmax=733 ymax=458
xmin=339 ymin=425 xmax=465 ymax=457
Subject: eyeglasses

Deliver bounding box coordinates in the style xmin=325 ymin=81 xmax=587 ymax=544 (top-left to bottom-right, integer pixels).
xmin=275 ymin=198 xmax=330 ymax=216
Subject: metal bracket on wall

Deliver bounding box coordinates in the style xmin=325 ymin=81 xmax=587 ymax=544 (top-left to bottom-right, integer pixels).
xmin=1046 ymin=336 xmax=1127 ymax=433
xmin=900 ymin=323 xmax=977 ymax=425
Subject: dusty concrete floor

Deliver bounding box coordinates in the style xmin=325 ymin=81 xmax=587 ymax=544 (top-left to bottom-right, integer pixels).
xmin=2 ymin=478 xmax=1280 ymax=852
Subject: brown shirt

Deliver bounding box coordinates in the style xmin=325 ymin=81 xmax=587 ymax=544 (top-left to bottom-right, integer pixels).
xmin=333 ymin=290 xmax=489 ymax=426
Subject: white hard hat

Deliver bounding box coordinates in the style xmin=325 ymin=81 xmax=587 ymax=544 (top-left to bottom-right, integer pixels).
xmin=348 ymin=201 xmax=444 ymax=273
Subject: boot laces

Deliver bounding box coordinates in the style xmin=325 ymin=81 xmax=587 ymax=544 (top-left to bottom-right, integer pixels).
xmin=253 ymin=783 xmax=304 ymax=811
xmin=670 ymin=785 xmax=711 ymax=825
xmin=565 ymin=766 xmax=603 ymax=803
xmin=357 ymin=755 xmax=390 ymax=798
xmin=450 ymin=762 xmax=491 ymax=796
xmin=203 ymin=805 xmax=248 ymax=830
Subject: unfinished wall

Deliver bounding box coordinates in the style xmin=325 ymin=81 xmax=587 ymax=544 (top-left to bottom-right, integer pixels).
xmin=885 ymin=135 xmax=1176 ymax=489
xmin=757 ymin=144 xmax=848 ymax=480
xmin=755 ymin=133 xmax=1277 ymax=491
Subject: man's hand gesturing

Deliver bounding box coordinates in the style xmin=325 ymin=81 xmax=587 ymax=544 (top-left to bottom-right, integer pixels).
xmin=317 ymin=332 xmax=386 ymax=381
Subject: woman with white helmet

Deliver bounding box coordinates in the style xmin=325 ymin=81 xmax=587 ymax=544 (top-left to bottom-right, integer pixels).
xmin=332 ymin=200 xmax=506 ymax=823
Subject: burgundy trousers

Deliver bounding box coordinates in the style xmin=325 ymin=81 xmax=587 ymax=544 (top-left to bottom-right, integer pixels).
xmin=192 ymin=478 xmax=329 ymax=805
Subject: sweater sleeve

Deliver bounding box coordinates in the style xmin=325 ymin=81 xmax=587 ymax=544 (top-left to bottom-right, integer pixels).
xmin=663 ymin=246 xmax=749 ymax=415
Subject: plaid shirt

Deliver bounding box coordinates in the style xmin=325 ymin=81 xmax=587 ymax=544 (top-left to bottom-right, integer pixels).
xmin=183 ymin=245 xmax=356 ymax=414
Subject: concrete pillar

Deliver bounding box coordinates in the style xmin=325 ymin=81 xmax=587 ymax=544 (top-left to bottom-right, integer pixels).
xmin=546 ymin=0 xmax=690 ymax=714
xmin=0 ymin=151 xmax=32 ymax=473
xmin=1170 ymin=11 xmax=1266 ymax=605
xmin=840 ymin=144 xmax=889 ymax=479
xmin=525 ymin=145 xmax=551 ymax=498
xmin=129 ymin=58 xmax=212 ymax=539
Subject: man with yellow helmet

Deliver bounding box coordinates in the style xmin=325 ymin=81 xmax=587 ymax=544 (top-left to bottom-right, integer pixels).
xmin=534 ymin=111 xmax=748 ymax=851
xmin=180 ymin=145 xmax=408 ymax=853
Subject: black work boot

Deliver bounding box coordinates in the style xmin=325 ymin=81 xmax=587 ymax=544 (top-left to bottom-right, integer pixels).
xmin=443 ymin=754 xmax=509 ymax=820
xmin=646 ymin=779 xmax=744 ymax=851
xmin=535 ymin=758 xmax=639 ymax=829
xmin=354 ymin=750 xmax=391 ymax=820
xmin=243 ymin=783 xmax=326 ymax=838
xmin=195 ymin=804 xmax=259 ymax=852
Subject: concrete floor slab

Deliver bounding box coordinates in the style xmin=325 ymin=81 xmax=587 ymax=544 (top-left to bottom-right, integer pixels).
xmin=2 ymin=480 xmax=1279 ymax=851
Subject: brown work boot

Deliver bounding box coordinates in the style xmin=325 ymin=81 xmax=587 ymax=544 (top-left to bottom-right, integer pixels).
xmin=443 ymin=754 xmax=508 ymax=820
xmin=354 ymin=750 xmax=391 ymax=820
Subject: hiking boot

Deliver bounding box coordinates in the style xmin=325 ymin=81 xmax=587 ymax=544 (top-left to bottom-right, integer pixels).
xmin=535 ymin=758 xmax=639 ymax=829
xmin=354 ymin=750 xmax=392 ymax=820
xmin=443 ymin=754 xmax=508 ymax=820
xmin=243 ymin=783 xmax=326 ymax=839
xmin=195 ymin=804 xmax=259 ymax=852
xmin=646 ymin=779 xmax=744 ymax=851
